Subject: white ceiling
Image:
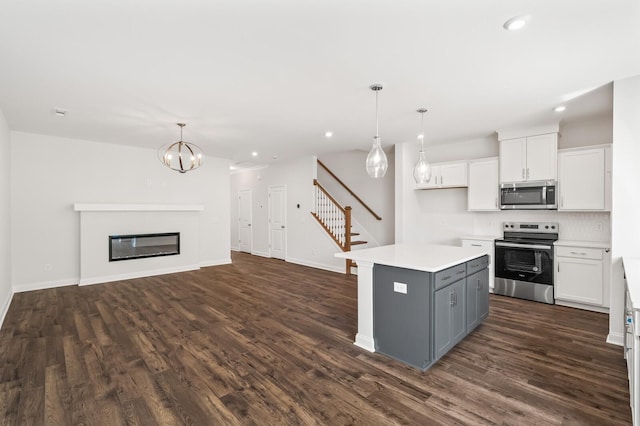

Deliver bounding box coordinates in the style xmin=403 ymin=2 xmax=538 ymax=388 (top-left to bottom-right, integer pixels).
xmin=1 ymin=1 xmax=639 ymax=167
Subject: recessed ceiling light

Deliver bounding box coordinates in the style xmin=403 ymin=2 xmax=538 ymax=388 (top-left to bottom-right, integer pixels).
xmin=503 ymin=15 xmax=529 ymax=31
xmin=54 ymin=108 xmax=67 ymax=117
xmin=252 ymin=151 xmax=258 ymax=157
xmin=554 ymin=105 xmax=567 ymax=112
xmin=325 ymin=131 xmax=333 ymax=138
xmin=272 ymin=155 xmax=278 ymax=160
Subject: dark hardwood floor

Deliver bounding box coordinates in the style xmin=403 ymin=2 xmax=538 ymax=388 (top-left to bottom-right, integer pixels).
xmin=0 ymin=251 xmax=631 ymax=425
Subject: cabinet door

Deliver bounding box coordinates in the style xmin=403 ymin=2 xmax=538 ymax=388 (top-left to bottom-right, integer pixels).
xmin=525 ymin=133 xmax=557 ymax=181
xmin=499 ymin=138 xmax=526 ymax=183
xmin=555 ymin=257 xmax=604 ymax=305
xmin=466 ymin=269 xmax=489 ymax=331
xmin=450 ymin=280 xmax=466 ymax=345
xmin=434 ymin=286 xmax=453 ymax=359
xmin=477 ymin=269 xmax=489 ymax=322
xmin=424 ymin=165 xmax=441 ymax=188
xmin=440 ymin=162 xmax=468 ymax=187
xmin=558 ymin=148 xmax=605 ymax=210
xmin=466 ymin=275 xmax=478 ymax=330
xmin=468 ymin=159 xmax=499 ymax=211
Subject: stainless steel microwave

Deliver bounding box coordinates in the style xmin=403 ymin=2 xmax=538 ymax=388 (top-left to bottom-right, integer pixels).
xmin=499 ymin=181 xmax=557 ymax=210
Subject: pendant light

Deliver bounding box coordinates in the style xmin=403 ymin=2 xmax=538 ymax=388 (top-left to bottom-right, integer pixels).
xmin=159 ymin=123 xmax=204 ymax=173
xmin=365 ymin=84 xmax=388 ymax=178
xmin=413 ymin=108 xmax=432 ymax=184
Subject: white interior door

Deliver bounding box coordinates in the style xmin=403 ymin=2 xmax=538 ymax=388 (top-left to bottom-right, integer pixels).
xmin=268 ymin=185 xmax=286 ymax=260
xmin=238 ymin=189 xmax=252 ymax=253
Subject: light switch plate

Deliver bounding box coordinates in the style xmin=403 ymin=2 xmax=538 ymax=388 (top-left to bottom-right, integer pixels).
xmin=393 ymin=282 xmax=407 ymax=294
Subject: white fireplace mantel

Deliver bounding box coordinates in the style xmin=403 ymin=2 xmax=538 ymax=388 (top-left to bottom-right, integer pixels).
xmin=73 ymin=203 xmax=204 ymax=212
xmin=75 ymin=203 xmax=204 ymax=286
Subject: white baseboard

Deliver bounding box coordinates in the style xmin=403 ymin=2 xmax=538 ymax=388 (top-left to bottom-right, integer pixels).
xmin=13 ymin=277 xmax=80 ymax=293
xmin=79 ymin=264 xmax=200 ymax=286
xmin=230 ymin=246 xmax=240 ymax=252
xmin=607 ymin=332 xmax=624 ymax=346
xmin=251 ymin=250 xmax=270 ymax=258
xmin=0 ymin=288 xmax=14 ymax=329
xmin=286 ymin=256 xmax=344 ymax=274
xmin=199 ymin=258 xmax=232 ymax=268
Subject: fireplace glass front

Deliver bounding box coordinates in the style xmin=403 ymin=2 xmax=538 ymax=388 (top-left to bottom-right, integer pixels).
xmin=109 ymin=232 xmax=180 ymax=261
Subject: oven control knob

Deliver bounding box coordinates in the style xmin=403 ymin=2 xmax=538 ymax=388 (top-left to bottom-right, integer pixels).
xmin=551 ymin=225 xmax=556 ymax=229
xmin=545 ymin=225 xmax=549 ymax=229
xmin=533 ymin=266 xmax=539 ymax=272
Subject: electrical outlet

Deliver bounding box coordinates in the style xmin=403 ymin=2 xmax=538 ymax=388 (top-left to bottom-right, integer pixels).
xmin=595 ymin=222 xmax=603 ymax=231
xmin=393 ymin=282 xmax=407 ymax=294
xmin=44 ymin=264 xmax=52 ymax=272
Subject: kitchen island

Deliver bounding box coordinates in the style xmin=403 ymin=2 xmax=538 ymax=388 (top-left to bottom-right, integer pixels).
xmin=336 ymin=243 xmax=489 ymax=370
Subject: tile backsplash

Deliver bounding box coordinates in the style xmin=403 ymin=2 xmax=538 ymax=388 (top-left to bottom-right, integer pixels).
xmin=472 ymin=211 xmax=611 ymax=242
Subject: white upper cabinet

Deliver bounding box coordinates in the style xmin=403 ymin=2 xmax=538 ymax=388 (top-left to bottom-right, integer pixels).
xmin=558 ymin=145 xmax=611 ymax=211
xmin=415 ymin=161 xmax=468 ymax=190
xmin=499 ymin=133 xmax=558 ymax=183
xmin=467 ymin=158 xmax=499 ymax=211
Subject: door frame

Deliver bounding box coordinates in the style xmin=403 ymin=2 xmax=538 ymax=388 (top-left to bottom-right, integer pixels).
xmin=238 ymin=189 xmax=253 ymax=253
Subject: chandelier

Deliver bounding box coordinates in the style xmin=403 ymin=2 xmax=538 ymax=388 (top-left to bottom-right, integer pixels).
xmin=159 ymin=123 xmax=204 ymax=173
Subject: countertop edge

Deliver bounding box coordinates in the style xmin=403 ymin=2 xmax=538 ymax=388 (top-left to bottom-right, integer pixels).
xmin=554 ymin=240 xmax=611 ymax=249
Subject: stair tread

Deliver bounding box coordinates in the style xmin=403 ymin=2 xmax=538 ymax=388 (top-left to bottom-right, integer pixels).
xmin=350 ymin=232 xmax=360 ymax=236
xmin=351 ymin=241 xmax=367 ymax=246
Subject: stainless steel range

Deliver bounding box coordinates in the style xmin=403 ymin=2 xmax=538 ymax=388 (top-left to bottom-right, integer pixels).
xmin=494 ymin=222 xmax=558 ymax=304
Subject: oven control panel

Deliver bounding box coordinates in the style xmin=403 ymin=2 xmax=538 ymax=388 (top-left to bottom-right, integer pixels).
xmin=503 ymin=222 xmax=558 ymax=233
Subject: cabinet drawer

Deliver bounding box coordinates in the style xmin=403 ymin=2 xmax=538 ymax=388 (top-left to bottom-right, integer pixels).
xmin=467 ymin=256 xmax=489 ymax=275
xmin=435 ymin=264 xmax=467 ymax=290
xmin=462 ymin=240 xmax=493 ymax=251
xmin=556 ymin=246 xmax=603 ymax=260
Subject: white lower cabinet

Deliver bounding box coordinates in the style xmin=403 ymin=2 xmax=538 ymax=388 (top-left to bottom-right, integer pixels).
xmin=461 ymin=237 xmax=496 ymax=292
xmin=554 ymin=243 xmax=610 ymax=312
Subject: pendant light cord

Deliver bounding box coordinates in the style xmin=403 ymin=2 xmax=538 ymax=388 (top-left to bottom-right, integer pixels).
xmin=420 ymin=112 xmax=425 ymax=152
xmin=375 ymin=90 xmax=380 ymax=140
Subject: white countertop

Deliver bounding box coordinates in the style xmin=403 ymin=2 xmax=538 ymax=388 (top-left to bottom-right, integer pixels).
xmin=459 ymin=235 xmax=499 ymax=241
xmin=625 ymin=258 xmax=640 ymax=310
xmin=335 ymin=243 xmax=487 ymax=273
xmin=554 ymin=240 xmax=611 ymax=249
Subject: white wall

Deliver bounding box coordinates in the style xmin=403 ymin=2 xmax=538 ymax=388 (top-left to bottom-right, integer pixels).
xmin=560 ymin=113 xmax=613 ymax=149
xmin=10 ymin=132 xmax=231 ymax=291
xmin=0 ymin=111 xmax=12 ymax=326
xmin=317 ymin=149 xmax=395 ymax=246
xmin=610 ymin=75 xmax=640 ymax=344
xmin=230 ymin=156 xmax=345 ymax=273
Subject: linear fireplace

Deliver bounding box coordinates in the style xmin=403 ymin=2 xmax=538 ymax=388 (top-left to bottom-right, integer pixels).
xmin=109 ymin=232 xmax=180 ymax=262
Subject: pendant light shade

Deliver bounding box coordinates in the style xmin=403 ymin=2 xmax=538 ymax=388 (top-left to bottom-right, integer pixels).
xmin=366 ymin=84 xmax=388 ymax=178
xmin=159 ymin=123 xmax=204 ymax=173
xmin=413 ymin=109 xmax=431 ymax=184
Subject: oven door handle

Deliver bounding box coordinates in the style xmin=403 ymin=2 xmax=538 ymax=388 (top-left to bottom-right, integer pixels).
xmin=495 ymin=241 xmax=553 ymax=250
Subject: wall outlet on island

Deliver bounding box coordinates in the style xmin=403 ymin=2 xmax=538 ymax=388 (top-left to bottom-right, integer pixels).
xmin=595 ymin=222 xmax=603 ymax=231
xmin=44 ymin=263 xmax=52 ymax=272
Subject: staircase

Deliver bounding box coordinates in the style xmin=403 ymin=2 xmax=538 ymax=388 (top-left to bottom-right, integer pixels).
xmin=311 ymin=179 xmax=366 ymax=274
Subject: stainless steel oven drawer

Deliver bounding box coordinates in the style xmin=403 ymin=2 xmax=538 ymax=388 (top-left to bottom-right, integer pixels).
xmin=434 ymin=263 xmax=467 ymax=290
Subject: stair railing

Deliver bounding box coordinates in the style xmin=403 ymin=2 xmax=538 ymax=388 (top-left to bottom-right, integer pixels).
xmin=317 ymin=159 xmax=382 ymax=221
xmin=311 ymin=179 xmax=354 ymax=273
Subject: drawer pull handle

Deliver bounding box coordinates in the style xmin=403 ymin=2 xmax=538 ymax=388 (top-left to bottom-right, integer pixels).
xmin=442 ymin=276 xmax=451 ymax=281
xmin=457 ymin=270 xmax=465 ymax=275
xmin=570 ymin=251 xmax=588 ymax=256
xmin=471 ymin=244 xmax=482 ymax=247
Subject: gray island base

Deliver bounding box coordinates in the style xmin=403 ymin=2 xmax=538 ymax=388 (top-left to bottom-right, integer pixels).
xmin=336 ymin=243 xmax=489 ymax=371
